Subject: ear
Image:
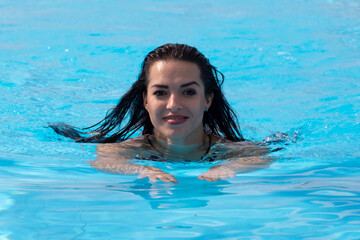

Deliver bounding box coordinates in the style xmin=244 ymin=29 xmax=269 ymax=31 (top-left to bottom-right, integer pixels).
xmin=143 ymin=91 xmax=148 ymax=110
xmin=205 ymin=93 xmax=214 ymax=110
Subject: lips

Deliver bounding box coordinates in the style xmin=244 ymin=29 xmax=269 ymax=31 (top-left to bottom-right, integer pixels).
xmin=163 ymin=115 xmax=189 ymax=125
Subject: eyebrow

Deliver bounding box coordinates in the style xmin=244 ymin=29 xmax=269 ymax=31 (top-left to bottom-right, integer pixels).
xmin=151 ymin=81 xmax=200 ymax=89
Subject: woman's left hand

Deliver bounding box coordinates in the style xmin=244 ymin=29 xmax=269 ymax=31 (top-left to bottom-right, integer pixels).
xmin=198 ymin=165 xmax=236 ymax=181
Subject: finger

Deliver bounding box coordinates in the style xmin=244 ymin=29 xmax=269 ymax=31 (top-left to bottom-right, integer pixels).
xmin=165 ymin=177 xmax=178 ymax=183
xmin=159 ymin=175 xmax=172 ymax=183
xmin=149 ymin=175 xmax=159 ymax=182
xmin=202 ymin=175 xmax=215 ymax=181
xmin=210 ymin=174 xmax=220 ymax=182
xmin=137 ymin=174 xmax=146 ymax=179
xmin=220 ymin=174 xmax=228 ymax=180
xmin=162 ymin=174 xmax=178 ymax=183
xmin=223 ymin=168 xmax=236 ymax=178
xmin=155 ymin=172 xmax=177 ymax=183
xmin=199 ymin=173 xmax=212 ymax=181
xmin=204 ymin=176 xmax=213 ymax=181
xmin=197 ymin=175 xmax=205 ymax=180
xmin=169 ymin=176 xmax=178 ymax=183
xmin=229 ymin=171 xmax=236 ymax=178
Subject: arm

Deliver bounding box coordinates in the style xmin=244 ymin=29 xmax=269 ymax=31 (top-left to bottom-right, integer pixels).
xmin=91 ymin=143 xmax=178 ymax=183
xmin=198 ymin=156 xmax=274 ymax=181
xmin=198 ymin=141 xmax=274 ymax=181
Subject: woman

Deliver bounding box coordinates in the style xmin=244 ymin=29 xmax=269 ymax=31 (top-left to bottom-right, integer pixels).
xmin=50 ymin=43 xmax=271 ymax=183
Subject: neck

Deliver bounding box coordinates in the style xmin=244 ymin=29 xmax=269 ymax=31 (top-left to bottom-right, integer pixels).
xmin=153 ymin=127 xmax=206 ymax=146
xmin=147 ymin=133 xmax=211 ymax=161
xmin=154 ymin=134 xmax=208 ymax=153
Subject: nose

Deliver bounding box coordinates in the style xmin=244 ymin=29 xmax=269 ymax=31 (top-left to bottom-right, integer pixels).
xmin=166 ymin=93 xmax=182 ymax=112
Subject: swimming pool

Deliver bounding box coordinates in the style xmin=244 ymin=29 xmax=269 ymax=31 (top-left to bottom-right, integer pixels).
xmin=1 ymin=0 xmax=360 ymax=239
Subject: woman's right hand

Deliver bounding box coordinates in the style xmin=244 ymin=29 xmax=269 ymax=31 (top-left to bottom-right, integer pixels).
xmin=138 ymin=166 xmax=178 ymax=183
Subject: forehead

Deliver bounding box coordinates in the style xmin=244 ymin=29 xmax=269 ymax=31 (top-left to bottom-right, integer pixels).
xmin=148 ymin=60 xmax=202 ymax=85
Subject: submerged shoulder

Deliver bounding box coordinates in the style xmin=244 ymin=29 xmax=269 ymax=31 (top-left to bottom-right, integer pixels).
xmin=96 ymin=135 xmax=148 ymax=152
xmin=210 ymin=134 xmax=232 ymax=143
xmin=122 ymin=135 xmax=148 ymax=145
xmin=209 ymin=135 xmax=269 ymax=158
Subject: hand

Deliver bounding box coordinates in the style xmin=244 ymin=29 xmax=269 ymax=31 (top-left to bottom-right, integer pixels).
xmin=138 ymin=166 xmax=178 ymax=183
xmin=198 ymin=165 xmax=236 ymax=182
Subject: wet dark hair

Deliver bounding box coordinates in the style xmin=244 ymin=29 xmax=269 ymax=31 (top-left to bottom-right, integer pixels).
xmin=50 ymin=43 xmax=244 ymax=143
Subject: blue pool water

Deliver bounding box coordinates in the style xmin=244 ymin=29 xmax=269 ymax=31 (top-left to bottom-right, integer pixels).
xmin=1 ymin=0 xmax=360 ymax=239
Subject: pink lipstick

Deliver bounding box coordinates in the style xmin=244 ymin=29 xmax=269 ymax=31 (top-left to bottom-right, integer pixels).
xmin=163 ymin=115 xmax=188 ymax=125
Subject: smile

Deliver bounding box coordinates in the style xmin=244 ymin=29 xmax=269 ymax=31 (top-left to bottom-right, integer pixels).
xmin=163 ymin=115 xmax=189 ymax=125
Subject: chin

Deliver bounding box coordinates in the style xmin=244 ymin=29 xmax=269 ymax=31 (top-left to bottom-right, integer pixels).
xmin=165 ymin=131 xmax=187 ymax=139
xmin=158 ymin=128 xmax=188 ymax=140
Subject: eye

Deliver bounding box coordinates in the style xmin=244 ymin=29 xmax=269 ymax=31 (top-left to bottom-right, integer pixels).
xmin=153 ymin=90 xmax=167 ymax=96
xmin=183 ymin=89 xmax=196 ymax=96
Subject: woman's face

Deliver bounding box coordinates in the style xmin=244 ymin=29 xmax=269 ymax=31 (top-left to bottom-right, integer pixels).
xmin=144 ymin=60 xmax=213 ymax=144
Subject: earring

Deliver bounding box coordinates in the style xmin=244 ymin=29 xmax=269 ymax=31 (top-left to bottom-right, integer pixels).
xmin=205 ymin=107 xmax=209 ymax=112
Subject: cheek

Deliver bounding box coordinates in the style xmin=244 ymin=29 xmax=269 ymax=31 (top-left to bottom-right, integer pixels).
xmin=146 ymin=99 xmax=163 ymax=118
xmin=193 ymin=97 xmax=207 ymax=111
